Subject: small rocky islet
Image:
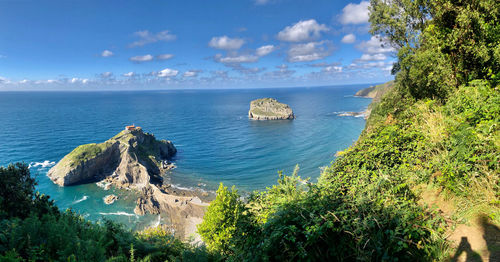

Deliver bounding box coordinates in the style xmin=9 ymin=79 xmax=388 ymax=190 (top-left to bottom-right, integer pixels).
xmin=248 ymin=98 xmax=295 ymax=120
xmin=47 ymin=125 xmax=209 ymax=239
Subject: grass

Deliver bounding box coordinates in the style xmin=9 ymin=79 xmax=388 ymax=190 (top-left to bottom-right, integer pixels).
xmin=66 ymin=141 xmax=115 ymax=167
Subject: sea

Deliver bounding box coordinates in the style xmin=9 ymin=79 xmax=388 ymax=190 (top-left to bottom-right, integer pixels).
xmin=0 ymin=84 xmax=372 ymax=229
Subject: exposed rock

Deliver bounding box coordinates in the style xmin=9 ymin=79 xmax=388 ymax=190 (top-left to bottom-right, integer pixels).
xmin=104 ymin=194 xmax=118 ymax=205
xmin=248 ymin=98 xmax=295 ymax=120
xmin=354 ymin=81 xmax=395 ymax=119
xmin=355 ymin=81 xmax=394 ymax=101
xmin=337 ymin=111 xmax=365 ymax=117
xmin=48 ymin=127 xmax=208 ymax=241
xmin=134 ymin=184 xmax=208 ymax=239
xmin=48 ymin=128 xmax=176 ymax=187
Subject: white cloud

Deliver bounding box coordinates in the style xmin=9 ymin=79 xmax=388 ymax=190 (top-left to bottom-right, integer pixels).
xmin=183 ymin=71 xmax=198 ymax=77
xmin=156 ymin=54 xmax=174 ymax=60
xmin=341 ymin=34 xmax=356 ymax=44
xmin=130 ymin=30 xmax=176 ymax=47
xmin=359 ymin=53 xmax=387 ymax=61
xmin=277 ymin=19 xmax=329 ymax=42
xmin=256 ymin=45 xmax=276 ymax=56
xmin=101 ymin=50 xmax=114 ymax=57
xmin=123 ymin=72 xmax=135 ymax=77
xmin=323 ymin=66 xmax=343 ymax=72
xmin=215 ymin=54 xmax=259 ymax=64
xmin=19 ymin=79 xmax=30 ymax=84
xmin=100 ymin=72 xmax=113 ymax=78
xmin=356 ymin=36 xmax=395 ymax=54
xmin=348 ymin=61 xmax=393 ymax=70
xmin=158 ymin=68 xmax=179 ymax=77
xmin=130 ymin=54 xmax=154 ymax=62
xmin=69 ymin=78 xmax=89 ymax=84
xmin=340 ymin=1 xmax=370 ymax=25
xmin=208 ymin=36 xmax=245 ymax=50
xmin=287 ymin=41 xmax=332 ymax=62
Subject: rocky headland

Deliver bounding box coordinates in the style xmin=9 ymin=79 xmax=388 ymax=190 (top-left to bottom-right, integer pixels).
xmin=248 ymin=98 xmax=295 ymax=120
xmin=348 ymin=81 xmax=395 ymax=119
xmin=48 ymin=126 xmax=208 ymax=239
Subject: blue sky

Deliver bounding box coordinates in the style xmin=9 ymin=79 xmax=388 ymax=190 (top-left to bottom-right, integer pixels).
xmin=0 ymin=0 xmax=395 ymax=90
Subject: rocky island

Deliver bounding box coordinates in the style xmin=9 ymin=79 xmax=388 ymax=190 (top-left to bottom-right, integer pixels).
xmin=48 ymin=125 xmax=208 ymax=239
xmin=248 ymin=98 xmax=295 ymax=120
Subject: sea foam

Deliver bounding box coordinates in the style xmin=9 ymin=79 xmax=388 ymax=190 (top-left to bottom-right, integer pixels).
xmin=29 ymin=160 xmax=55 ymax=169
xmin=99 ymin=212 xmax=138 ymax=218
xmin=72 ymin=195 xmax=89 ymax=204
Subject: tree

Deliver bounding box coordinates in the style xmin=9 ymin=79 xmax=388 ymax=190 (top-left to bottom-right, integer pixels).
xmin=0 ymin=163 xmax=36 ymax=219
xmin=197 ymin=183 xmax=245 ymax=255
xmin=370 ymin=0 xmax=500 ymax=100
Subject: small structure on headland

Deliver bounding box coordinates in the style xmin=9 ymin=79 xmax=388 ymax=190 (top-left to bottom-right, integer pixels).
xmin=125 ymin=124 xmax=141 ymax=131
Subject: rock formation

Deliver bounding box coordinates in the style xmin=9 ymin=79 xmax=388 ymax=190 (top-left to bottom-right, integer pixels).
xmin=354 ymin=81 xmax=395 ymax=119
xmin=248 ymin=98 xmax=295 ymax=120
xmin=48 ymin=128 xmax=176 ymax=187
xmin=104 ymin=194 xmax=118 ymax=205
xmin=48 ymin=128 xmax=208 ymax=239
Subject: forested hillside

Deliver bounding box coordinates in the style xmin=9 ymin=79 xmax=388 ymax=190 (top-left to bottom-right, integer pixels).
xmin=0 ymin=0 xmax=498 ymax=261
xmin=198 ymin=0 xmax=499 ymax=260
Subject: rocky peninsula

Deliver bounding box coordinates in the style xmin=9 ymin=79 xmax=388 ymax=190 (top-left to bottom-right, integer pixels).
xmin=48 ymin=126 xmax=208 ymax=239
xmin=248 ymin=98 xmax=295 ymax=120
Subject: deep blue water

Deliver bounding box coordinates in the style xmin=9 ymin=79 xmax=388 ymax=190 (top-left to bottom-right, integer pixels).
xmin=0 ymin=85 xmax=371 ymax=228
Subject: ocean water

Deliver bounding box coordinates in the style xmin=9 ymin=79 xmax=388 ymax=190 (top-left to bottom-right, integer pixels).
xmin=0 ymin=85 xmax=372 ymax=228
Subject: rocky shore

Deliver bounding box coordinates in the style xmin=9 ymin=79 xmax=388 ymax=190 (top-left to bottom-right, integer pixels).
xmin=47 ymin=127 xmax=209 ymax=240
xmin=248 ymin=98 xmax=295 ymax=120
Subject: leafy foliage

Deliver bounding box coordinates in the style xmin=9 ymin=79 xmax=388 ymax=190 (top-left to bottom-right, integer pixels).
xmin=198 ymin=0 xmax=499 ymax=260
xmin=0 ymin=164 xmax=213 ymax=262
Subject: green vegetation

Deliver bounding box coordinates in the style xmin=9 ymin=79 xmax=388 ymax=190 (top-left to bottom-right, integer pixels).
xmin=198 ymin=0 xmax=499 ymax=260
xmin=355 ymin=80 xmax=394 ymax=100
xmin=66 ymin=142 xmax=114 ymax=167
xmin=0 ymin=163 xmax=216 ymax=261
xmin=1 ymin=0 xmax=498 ymax=260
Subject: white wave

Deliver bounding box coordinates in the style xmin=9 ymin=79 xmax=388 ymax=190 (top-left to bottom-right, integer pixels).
xmin=29 ymin=160 xmax=55 ymax=169
xmin=170 ymin=184 xmax=215 ymax=194
xmin=354 ymin=114 xmax=365 ymax=118
xmin=72 ymin=195 xmax=89 ymax=204
xmin=150 ymin=215 xmax=161 ymax=228
xmin=171 ymin=184 xmax=194 ymax=191
xmin=96 ymin=181 xmax=112 ymax=190
xmin=99 ymin=212 xmax=138 ymax=217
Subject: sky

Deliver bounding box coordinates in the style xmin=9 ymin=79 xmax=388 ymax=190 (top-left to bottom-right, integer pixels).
xmin=0 ymin=0 xmax=396 ymax=90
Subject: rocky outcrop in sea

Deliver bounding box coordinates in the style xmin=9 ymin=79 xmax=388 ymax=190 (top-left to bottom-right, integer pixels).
xmin=248 ymin=98 xmax=295 ymax=120
xmin=48 ymin=127 xmax=208 ymax=239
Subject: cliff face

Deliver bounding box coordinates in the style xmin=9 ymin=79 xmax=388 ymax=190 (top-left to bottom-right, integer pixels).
xmin=355 ymin=81 xmax=394 ymax=102
xmin=248 ymin=98 xmax=295 ymax=120
xmin=48 ymin=129 xmax=176 ymax=188
xmin=48 ymin=128 xmax=206 ymax=239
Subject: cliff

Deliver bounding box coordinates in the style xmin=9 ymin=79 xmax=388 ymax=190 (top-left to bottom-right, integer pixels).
xmin=48 ymin=128 xmax=176 ymax=188
xmin=355 ymin=81 xmax=394 ymax=102
xmin=48 ymin=128 xmax=208 ymax=239
xmin=248 ymin=98 xmax=295 ymax=120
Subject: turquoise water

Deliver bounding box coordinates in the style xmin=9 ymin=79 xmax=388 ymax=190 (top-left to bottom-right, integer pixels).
xmin=0 ymin=85 xmax=372 ymax=228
